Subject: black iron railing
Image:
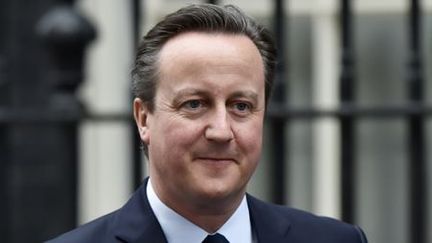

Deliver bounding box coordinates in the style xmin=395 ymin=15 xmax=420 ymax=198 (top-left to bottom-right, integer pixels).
xmin=0 ymin=0 xmax=428 ymax=243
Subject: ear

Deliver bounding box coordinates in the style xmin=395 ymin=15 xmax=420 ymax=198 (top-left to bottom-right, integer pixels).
xmin=133 ymin=98 xmax=151 ymax=145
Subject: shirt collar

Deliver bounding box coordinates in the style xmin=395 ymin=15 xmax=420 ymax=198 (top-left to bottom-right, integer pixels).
xmin=147 ymin=178 xmax=253 ymax=243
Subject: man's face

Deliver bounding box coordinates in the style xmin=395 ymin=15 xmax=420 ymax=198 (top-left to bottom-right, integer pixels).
xmin=134 ymin=32 xmax=265 ymax=210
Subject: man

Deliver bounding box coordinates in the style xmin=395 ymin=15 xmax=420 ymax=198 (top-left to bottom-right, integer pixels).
xmin=48 ymin=4 xmax=367 ymax=243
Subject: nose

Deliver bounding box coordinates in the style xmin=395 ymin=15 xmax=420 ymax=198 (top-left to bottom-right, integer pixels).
xmin=204 ymin=107 xmax=234 ymax=143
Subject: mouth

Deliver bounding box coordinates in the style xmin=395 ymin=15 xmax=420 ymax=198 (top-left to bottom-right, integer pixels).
xmin=195 ymin=157 xmax=237 ymax=165
xmin=196 ymin=157 xmax=235 ymax=162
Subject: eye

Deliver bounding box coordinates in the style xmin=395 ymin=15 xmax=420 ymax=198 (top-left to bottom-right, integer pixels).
xmin=183 ymin=100 xmax=202 ymax=109
xmin=179 ymin=99 xmax=209 ymax=114
xmin=234 ymin=102 xmax=250 ymax=111
xmin=230 ymin=101 xmax=253 ymax=116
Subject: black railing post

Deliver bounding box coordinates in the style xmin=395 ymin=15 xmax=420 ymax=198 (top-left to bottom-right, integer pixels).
xmin=407 ymin=1 xmax=426 ymax=243
xmin=339 ymin=0 xmax=356 ymax=224
xmin=207 ymin=0 xmax=219 ymax=5
xmin=0 ymin=1 xmax=10 ymax=240
xmin=132 ymin=0 xmax=144 ymax=189
xmin=35 ymin=1 xmax=95 ymax=241
xmin=0 ymin=0 xmax=95 ymax=241
xmin=270 ymin=0 xmax=288 ymax=205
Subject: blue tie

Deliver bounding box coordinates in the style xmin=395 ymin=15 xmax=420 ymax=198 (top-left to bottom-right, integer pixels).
xmin=202 ymin=233 xmax=229 ymax=243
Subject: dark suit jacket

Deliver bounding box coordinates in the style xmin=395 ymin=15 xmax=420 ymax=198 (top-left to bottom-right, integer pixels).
xmin=47 ymin=178 xmax=368 ymax=243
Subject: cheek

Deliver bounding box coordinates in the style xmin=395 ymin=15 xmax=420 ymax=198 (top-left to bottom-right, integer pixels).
xmin=149 ymin=120 xmax=199 ymax=175
xmin=159 ymin=119 xmax=204 ymax=154
xmin=236 ymin=120 xmax=263 ymax=157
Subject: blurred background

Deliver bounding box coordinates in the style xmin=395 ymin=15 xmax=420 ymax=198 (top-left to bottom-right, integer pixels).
xmin=1 ymin=0 xmax=432 ymax=242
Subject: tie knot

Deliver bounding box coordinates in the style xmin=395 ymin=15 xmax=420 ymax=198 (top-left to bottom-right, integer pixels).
xmin=202 ymin=233 xmax=229 ymax=243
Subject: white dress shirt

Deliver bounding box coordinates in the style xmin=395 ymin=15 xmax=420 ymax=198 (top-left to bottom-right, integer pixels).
xmin=147 ymin=179 xmax=254 ymax=243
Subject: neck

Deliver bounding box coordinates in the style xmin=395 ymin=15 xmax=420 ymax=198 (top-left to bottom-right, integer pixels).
xmin=150 ymin=178 xmax=245 ymax=233
xmin=174 ymin=196 xmax=244 ymax=233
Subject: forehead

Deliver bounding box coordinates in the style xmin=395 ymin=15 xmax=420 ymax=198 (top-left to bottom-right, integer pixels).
xmin=159 ymin=31 xmax=259 ymax=56
xmin=156 ymin=32 xmax=265 ymax=88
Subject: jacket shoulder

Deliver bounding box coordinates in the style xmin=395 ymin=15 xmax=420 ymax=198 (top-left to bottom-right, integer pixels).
xmin=247 ymin=195 xmax=367 ymax=243
xmin=46 ymin=211 xmax=118 ymax=243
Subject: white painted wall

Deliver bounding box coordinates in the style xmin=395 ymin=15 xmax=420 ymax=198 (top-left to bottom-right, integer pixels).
xmin=76 ymin=0 xmax=134 ymax=224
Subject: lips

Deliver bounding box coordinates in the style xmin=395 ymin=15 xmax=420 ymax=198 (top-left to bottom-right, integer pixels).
xmin=192 ymin=148 xmax=239 ymax=164
xmin=197 ymin=157 xmax=235 ymax=161
xmin=194 ymin=158 xmax=236 ymax=172
xmin=194 ymin=156 xmax=238 ymax=166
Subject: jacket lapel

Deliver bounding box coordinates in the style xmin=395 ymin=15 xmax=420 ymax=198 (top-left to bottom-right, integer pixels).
xmin=111 ymin=181 xmax=291 ymax=243
xmin=247 ymin=194 xmax=292 ymax=243
xmin=112 ymin=178 xmax=167 ymax=243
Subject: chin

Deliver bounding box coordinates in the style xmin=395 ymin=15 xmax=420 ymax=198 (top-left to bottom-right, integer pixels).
xmin=195 ymin=180 xmax=244 ymax=202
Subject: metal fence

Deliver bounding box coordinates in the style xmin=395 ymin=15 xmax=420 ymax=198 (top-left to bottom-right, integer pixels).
xmin=263 ymin=1 xmax=429 ymax=243
xmin=0 ymin=0 xmax=95 ymax=242
xmin=0 ymin=0 xmax=430 ymax=242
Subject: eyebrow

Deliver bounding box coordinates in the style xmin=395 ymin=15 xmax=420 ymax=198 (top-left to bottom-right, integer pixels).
xmin=172 ymin=89 xmax=210 ymax=104
xmin=172 ymin=89 xmax=259 ymax=104
xmin=229 ymin=91 xmax=259 ymax=103
xmin=175 ymin=89 xmax=209 ymax=97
